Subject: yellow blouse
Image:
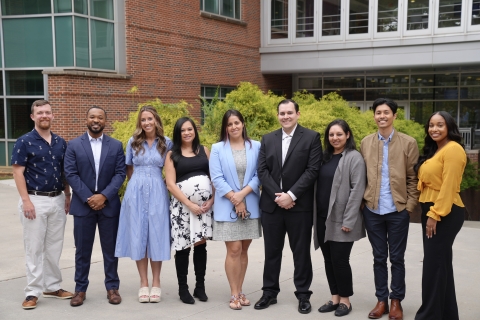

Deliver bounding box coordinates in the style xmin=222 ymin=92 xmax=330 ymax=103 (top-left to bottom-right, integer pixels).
xmin=417 ymin=141 xmax=466 ymax=221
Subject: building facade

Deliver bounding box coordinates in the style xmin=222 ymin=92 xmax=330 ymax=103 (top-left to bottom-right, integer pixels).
xmin=260 ymin=0 xmax=480 ymax=148
xmin=0 ymin=0 xmax=292 ymax=166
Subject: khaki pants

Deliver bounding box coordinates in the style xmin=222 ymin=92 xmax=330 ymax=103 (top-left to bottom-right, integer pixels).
xmin=19 ymin=194 xmax=66 ymax=297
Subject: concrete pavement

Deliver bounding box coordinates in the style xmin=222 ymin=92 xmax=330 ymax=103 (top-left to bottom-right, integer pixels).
xmin=0 ymin=179 xmax=479 ymax=319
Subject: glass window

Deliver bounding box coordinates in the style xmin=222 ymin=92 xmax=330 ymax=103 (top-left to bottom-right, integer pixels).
xmin=461 ymin=73 xmax=480 ymax=85
xmin=349 ymin=0 xmax=369 ymax=34
xmin=1 ymin=0 xmax=51 ymax=15
xmin=434 ymin=73 xmax=459 ymax=86
xmin=435 ymin=87 xmax=460 ymax=99
xmin=0 ymin=142 xmax=5 ymax=166
xmin=75 ymin=17 xmax=90 ymax=68
xmin=91 ymin=20 xmax=115 ymax=70
xmin=410 ymin=101 xmax=434 ymax=124
xmin=411 ymin=74 xmax=435 ymax=86
xmin=7 ymin=142 xmax=16 ymax=166
xmin=377 ymin=0 xmax=398 ymax=32
xmin=299 ymin=77 xmax=321 ymax=89
xmin=367 ymin=75 xmax=409 ymax=87
xmin=322 ymin=0 xmax=341 ymax=36
xmin=201 ymin=0 xmax=240 ymax=19
xmin=271 ymin=0 xmax=288 ymax=39
xmin=55 ymin=17 xmax=74 ymax=67
xmin=296 ymin=0 xmax=314 ymax=38
xmin=473 ymin=1 xmax=480 ymax=25
xmin=324 ymin=77 xmax=364 ymax=89
xmin=460 ymin=87 xmax=480 ymax=99
xmin=90 ymin=0 xmax=114 ymax=20
xmin=6 ymin=71 xmax=44 ymax=96
xmin=3 ymin=18 xmax=54 ymax=68
xmin=324 ymin=89 xmax=364 ymax=100
xmin=54 ymin=0 xmax=72 ymax=13
xmin=6 ymin=99 xmax=36 ymax=139
xmin=411 ymin=88 xmax=435 ymax=100
xmin=0 ymin=101 xmax=4 ymax=139
xmin=366 ymin=89 xmax=408 ymax=101
xmin=460 ymin=101 xmax=480 ymax=128
xmin=74 ymin=0 xmax=88 ymax=14
xmin=434 ymin=101 xmax=458 ymax=118
xmin=438 ymin=0 xmax=462 ymax=28
xmin=407 ymin=0 xmax=429 ymax=30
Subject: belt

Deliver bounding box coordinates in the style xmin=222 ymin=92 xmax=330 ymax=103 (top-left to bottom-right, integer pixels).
xmin=27 ymin=190 xmax=63 ymax=197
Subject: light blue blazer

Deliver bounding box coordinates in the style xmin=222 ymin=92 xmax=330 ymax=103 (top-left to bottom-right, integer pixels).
xmin=210 ymin=139 xmax=261 ymax=222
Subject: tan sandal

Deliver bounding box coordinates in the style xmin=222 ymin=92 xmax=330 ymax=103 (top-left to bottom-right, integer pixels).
xmin=229 ymin=295 xmax=242 ymax=310
xmin=138 ymin=287 xmax=149 ymax=303
xmin=238 ymin=292 xmax=250 ymax=306
xmin=150 ymin=287 xmax=161 ymax=303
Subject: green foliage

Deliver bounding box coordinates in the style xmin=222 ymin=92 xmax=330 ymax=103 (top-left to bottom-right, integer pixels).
xmin=460 ymin=161 xmax=480 ymax=192
xmin=200 ymin=82 xmax=280 ymax=145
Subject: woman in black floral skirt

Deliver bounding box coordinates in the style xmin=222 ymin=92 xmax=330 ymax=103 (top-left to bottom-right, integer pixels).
xmin=165 ymin=117 xmax=214 ymax=304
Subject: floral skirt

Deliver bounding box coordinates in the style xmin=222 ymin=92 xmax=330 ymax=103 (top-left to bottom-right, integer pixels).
xmin=170 ymin=175 xmax=213 ymax=251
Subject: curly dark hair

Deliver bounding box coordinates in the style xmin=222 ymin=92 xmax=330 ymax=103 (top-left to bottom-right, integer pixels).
xmin=414 ymin=111 xmax=464 ymax=173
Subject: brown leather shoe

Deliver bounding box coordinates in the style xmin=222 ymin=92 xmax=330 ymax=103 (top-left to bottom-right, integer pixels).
xmin=70 ymin=292 xmax=86 ymax=307
xmin=368 ymin=301 xmax=389 ymax=319
xmin=22 ymin=296 xmax=38 ymax=309
xmin=107 ymin=289 xmax=122 ymax=305
xmin=389 ymin=299 xmax=403 ymax=320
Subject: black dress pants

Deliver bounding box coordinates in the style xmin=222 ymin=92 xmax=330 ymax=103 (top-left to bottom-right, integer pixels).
xmin=317 ymin=216 xmax=354 ymax=297
xmin=415 ymin=202 xmax=464 ymax=320
xmin=261 ymin=208 xmax=313 ymax=299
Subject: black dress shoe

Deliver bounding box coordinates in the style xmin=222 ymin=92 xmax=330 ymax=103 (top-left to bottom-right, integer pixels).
xmin=319 ymin=300 xmax=339 ymax=313
xmin=254 ymin=294 xmax=277 ymax=310
xmin=334 ymin=303 xmax=352 ymax=317
xmin=298 ymin=298 xmax=312 ymax=314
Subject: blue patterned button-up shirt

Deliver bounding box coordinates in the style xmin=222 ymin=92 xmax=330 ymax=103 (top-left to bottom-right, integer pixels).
xmin=11 ymin=129 xmax=67 ymax=192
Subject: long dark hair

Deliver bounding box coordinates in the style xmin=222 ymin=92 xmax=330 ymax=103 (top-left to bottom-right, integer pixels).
xmin=415 ymin=111 xmax=464 ymax=173
xmin=170 ymin=117 xmax=201 ymax=165
xmin=323 ymin=119 xmax=356 ymax=164
xmin=131 ymin=105 xmax=167 ymax=156
xmin=219 ymin=109 xmax=252 ymax=148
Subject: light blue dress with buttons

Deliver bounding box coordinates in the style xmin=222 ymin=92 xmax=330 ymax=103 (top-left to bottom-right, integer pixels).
xmin=115 ymin=136 xmax=173 ymax=261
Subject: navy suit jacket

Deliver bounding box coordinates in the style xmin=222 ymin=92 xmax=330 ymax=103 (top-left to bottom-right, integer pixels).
xmin=65 ymin=132 xmax=126 ymax=217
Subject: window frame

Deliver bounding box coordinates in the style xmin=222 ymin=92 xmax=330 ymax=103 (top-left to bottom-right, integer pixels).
xmin=434 ymin=0 xmax=467 ymax=34
xmin=373 ymin=0 xmax=402 ymax=39
xmin=403 ymin=0 xmax=434 ymax=36
xmin=345 ymin=0 xmax=373 ymax=40
xmin=200 ymin=0 xmax=241 ymax=21
xmin=319 ymin=0 xmax=344 ymax=42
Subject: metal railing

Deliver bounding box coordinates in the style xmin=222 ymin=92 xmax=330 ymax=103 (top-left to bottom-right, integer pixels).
xmin=460 ymin=127 xmax=475 ymax=149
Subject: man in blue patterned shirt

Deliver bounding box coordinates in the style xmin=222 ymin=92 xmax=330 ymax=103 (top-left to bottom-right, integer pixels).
xmin=11 ymin=100 xmax=73 ymax=310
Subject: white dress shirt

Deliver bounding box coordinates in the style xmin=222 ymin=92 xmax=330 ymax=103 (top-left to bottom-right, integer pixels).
xmin=87 ymin=132 xmax=103 ymax=191
xmin=281 ymin=125 xmax=297 ymax=201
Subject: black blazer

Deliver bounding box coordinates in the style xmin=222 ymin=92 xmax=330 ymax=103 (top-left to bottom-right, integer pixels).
xmin=258 ymin=125 xmax=322 ymax=213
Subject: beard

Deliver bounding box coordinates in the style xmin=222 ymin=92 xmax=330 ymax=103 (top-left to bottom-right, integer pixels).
xmin=37 ymin=119 xmax=51 ymax=130
xmin=87 ymin=123 xmax=105 ymax=134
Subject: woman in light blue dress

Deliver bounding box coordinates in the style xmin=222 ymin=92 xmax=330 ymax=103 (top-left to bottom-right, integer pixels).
xmin=115 ymin=106 xmax=172 ymax=303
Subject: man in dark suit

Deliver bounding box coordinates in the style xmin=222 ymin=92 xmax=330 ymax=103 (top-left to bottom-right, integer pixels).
xmin=64 ymin=106 xmax=126 ymax=307
xmin=254 ymin=99 xmax=322 ymax=314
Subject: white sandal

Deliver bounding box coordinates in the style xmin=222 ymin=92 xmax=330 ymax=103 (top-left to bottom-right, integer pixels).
xmin=150 ymin=287 xmax=161 ymax=303
xmin=138 ymin=287 xmax=149 ymax=303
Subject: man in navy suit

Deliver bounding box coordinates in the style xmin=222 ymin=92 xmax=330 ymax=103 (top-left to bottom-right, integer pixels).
xmin=255 ymin=99 xmax=322 ymax=314
xmin=64 ymin=106 xmax=126 ymax=307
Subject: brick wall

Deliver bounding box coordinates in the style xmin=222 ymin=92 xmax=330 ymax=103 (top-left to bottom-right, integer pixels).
xmin=47 ymin=0 xmax=291 ymax=140
xmin=467 ymin=149 xmax=479 ymax=163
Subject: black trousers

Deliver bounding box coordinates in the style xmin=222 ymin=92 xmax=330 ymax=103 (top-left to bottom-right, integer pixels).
xmin=415 ymin=203 xmax=464 ymax=320
xmin=317 ymin=216 xmax=354 ymax=297
xmin=363 ymin=207 xmax=409 ymax=302
xmin=261 ymin=208 xmax=313 ymax=299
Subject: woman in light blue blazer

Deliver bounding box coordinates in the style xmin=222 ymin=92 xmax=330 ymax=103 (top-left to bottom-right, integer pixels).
xmin=209 ymin=109 xmax=261 ymax=310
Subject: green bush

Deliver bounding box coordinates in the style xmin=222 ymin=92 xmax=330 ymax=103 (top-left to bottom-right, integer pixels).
xmin=112 ymin=82 xmax=480 ymax=195
xmin=461 ymin=161 xmax=480 ymax=191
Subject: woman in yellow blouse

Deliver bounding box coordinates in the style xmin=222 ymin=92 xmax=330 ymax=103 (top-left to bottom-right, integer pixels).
xmin=414 ymin=111 xmax=466 ymax=320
